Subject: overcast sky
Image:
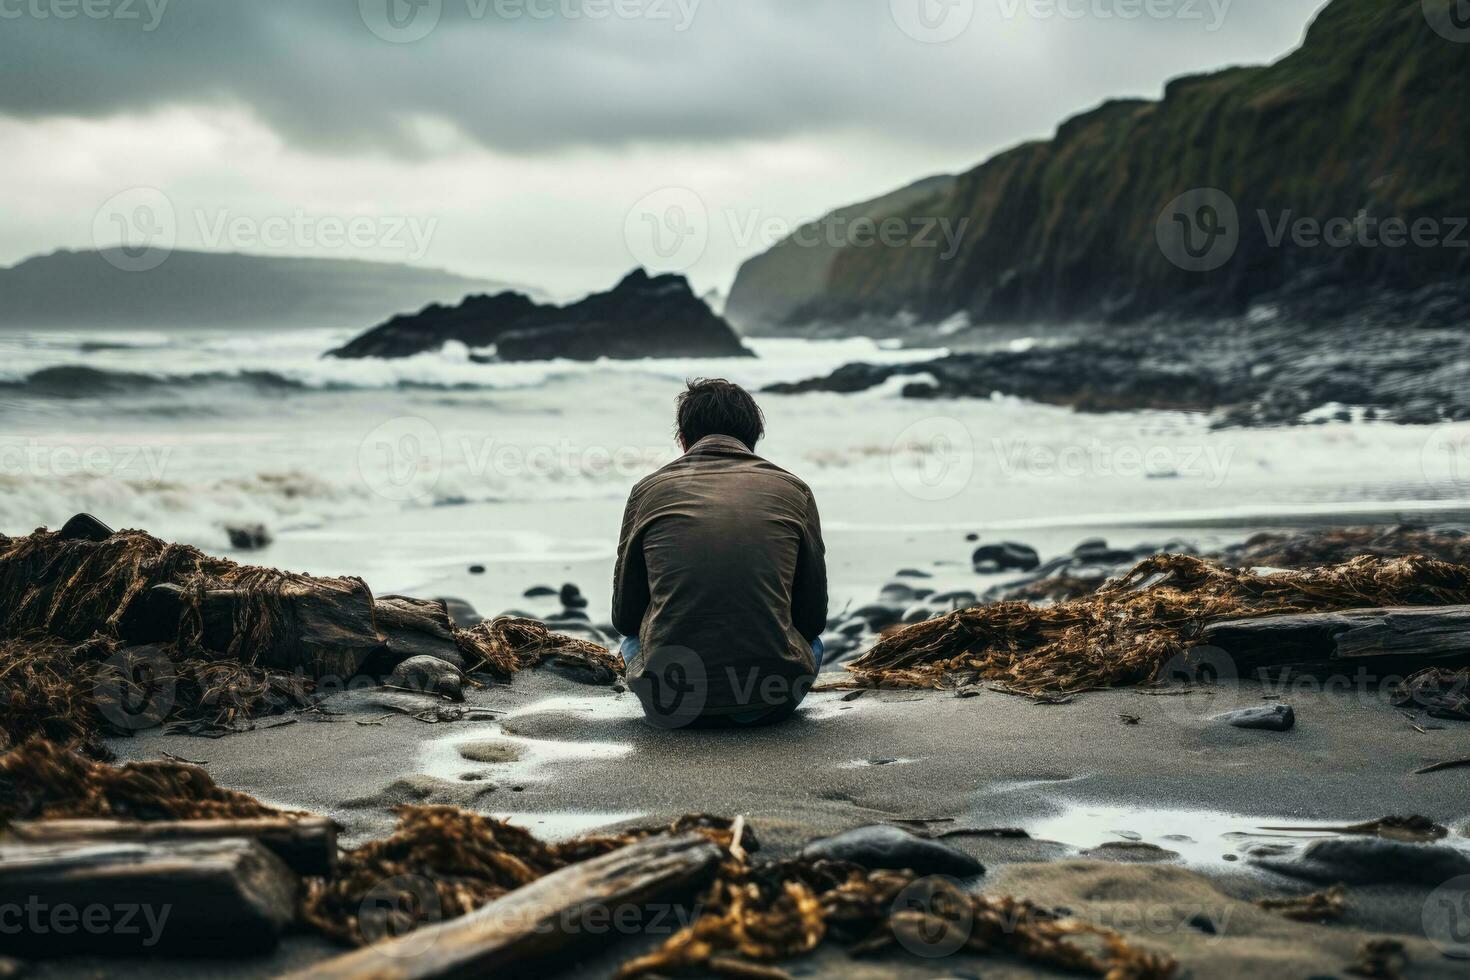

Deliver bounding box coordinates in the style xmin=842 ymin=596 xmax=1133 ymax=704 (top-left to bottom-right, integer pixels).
xmin=0 ymin=0 xmax=1328 ymax=297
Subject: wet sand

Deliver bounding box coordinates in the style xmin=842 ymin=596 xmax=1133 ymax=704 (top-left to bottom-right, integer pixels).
xmin=74 ymin=669 xmax=1470 ymax=979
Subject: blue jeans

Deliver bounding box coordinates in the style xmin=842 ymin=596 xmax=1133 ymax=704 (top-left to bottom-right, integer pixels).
xmin=620 ymin=635 xmax=825 ymax=725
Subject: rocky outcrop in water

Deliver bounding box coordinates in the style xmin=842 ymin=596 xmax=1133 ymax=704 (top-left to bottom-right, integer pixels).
xmin=329 ymin=269 xmax=752 ymax=362
xmin=766 ymin=315 xmax=1470 ymax=426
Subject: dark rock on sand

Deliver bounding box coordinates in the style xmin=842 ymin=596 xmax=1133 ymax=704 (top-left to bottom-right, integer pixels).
xmin=435 ymin=596 xmax=483 ymax=628
xmin=901 ymin=604 xmax=935 ymax=625
xmin=1071 ymin=538 xmax=1137 ymax=564
xmin=851 ymin=604 xmax=903 ymax=631
xmin=799 ymin=825 xmax=984 ymax=878
xmin=548 ymin=610 xmax=591 ymax=624
xmin=387 ymin=655 xmax=465 ymax=702
xmin=225 ymin=524 xmax=272 ymax=551
xmin=896 ymin=569 xmax=932 ymax=579
xmin=468 ymin=564 xmax=487 ymax=575
xmin=1081 ymin=841 xmax=1181 ymax=863
xmin=58 ymin=513 xmax=113 ymax=543
xmin=985 ymin=538 xmax=1195 ymax=604
xmin=879 ymin=583 xmax=919 ymax=604
xmin=1254 ymin=837 xmax=1470 ymax=885
xmin=328 ymin=269 xmax=752 ymax=362
xmin=560 ymin=583 xmax=589 ymax=610
xmin=1216 ymin=704 xmax=1295 ymax=732
xmin=524 ymin=585 xmax=558 ymax=598
xmin=972 ymin=542 xmax=1040 ymax=573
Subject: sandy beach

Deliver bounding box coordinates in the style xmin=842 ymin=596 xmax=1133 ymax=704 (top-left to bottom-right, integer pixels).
xmin=43 ymin=667 xmax=1462 ymax=978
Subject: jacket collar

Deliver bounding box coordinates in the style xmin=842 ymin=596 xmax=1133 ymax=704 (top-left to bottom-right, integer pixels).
xmin=687 ymin=434 xmax=754 ymax=455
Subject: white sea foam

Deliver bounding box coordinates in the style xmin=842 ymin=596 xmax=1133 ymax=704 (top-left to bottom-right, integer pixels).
xmin=2 ymin=325 xmax=1465 ymax=555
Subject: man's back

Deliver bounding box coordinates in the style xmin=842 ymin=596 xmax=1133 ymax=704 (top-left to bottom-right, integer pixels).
xmin=613 ymin=433 xmax=827 ymax=722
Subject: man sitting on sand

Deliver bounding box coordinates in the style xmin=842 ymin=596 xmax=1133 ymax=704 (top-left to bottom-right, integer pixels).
xmin=613 ymin=379 xmax=828 ymax=728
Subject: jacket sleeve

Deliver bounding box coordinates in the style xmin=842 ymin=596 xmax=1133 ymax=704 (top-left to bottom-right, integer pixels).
xmin=791 ymin=489 xmax=829 ymax=643
xmin=611 ymin=487 xmax=650 ymax=638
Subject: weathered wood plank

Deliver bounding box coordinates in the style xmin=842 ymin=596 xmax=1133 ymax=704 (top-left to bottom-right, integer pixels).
xmin=373 ymin=595 xmax=466 ymax=671
xmin=8 ymin=816 xmax=338 ymax=876
xmin=1199 ymin=605 xmax=1470 ymax=671
xmin=0 ymin=838 xmax=297 ymax=956
xmin=289 ymin=832 xmax=722 ymax=980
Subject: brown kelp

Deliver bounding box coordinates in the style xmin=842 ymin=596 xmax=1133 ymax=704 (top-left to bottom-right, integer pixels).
xmin=303 ymin=809 xmax=743 ymax=947
xmin=850 ymin=554 xmax=1470 ymax=695
xmin=617 ymin=858 xmax=1176 ymax=979
xmin=0 ymin=738 xmax=290 ymax=824
xmin=0 ymin=524 xmax=616 ymax=755
xmin=4 ymin=742 xmax=1174 ymax=976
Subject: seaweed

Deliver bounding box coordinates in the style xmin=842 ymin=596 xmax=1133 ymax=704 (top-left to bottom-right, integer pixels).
xmin=850 ymin=554 xmax=1470 ymax=695
xmin=0 ymin=738 xmax=290 ymax=824
xmin=2 ymin=742 xmax=1174 ymax=977
xmin=618 ymin=859 xmax=1177 ymax=979
xmin=0 ymin=524 xmax=616 ymax=756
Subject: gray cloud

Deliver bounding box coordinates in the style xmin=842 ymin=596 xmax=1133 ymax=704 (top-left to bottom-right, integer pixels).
xmin=0 ymin=0 xmax=1328 ymax=156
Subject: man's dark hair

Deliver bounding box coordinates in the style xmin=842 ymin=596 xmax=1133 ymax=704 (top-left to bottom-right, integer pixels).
xmin=676 ymin=378 xmax=766 ymax=451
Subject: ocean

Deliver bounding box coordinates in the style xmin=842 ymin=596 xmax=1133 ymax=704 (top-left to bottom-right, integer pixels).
xmin=4 ymin=325 xmax=1469 ymax=624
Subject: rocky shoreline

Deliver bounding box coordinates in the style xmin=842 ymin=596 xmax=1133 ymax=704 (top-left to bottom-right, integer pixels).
xmin=766 ymin=313 xmax=1470 ymax=427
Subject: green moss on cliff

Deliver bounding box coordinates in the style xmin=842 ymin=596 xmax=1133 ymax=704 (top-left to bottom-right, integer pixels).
xmin=801 ymin=0 xmax=1469 ymax=326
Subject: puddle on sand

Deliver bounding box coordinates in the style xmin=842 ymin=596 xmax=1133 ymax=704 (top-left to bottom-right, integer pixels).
xmin=494 ymin=810 xmax=647 ymax=840
xmin=1026 ymin=804 xmax=1352 ymax=868
xmin=420 ymin=694 xmax=637 ymax=786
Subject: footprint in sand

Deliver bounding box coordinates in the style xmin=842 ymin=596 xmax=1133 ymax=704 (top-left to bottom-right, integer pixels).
xmin=457 ymin=739 xmax=524 ymax=764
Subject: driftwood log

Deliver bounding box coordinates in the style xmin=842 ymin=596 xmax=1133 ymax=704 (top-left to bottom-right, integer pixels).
xmin=7 ymin=816 xmax=338 ymax=876
xmin=290 ymin=832 xmax=723 ymax=980
xmin=0 ymin=837 xmax=297 ymax=956
xmin=120 ymin=580 xmax=386 ymax=679
xmin=1198 ymin=605 xmax=1470 ymax=674
xmin=374 ymin=596 xmax=467 ymax=671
